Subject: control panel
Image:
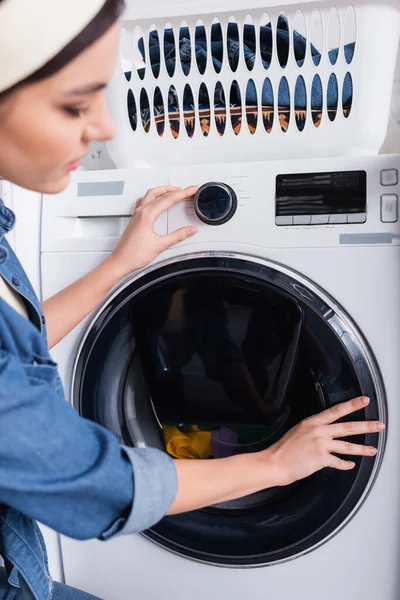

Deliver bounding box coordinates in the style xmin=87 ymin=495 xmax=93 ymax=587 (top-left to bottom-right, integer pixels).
xmin=380 ymin=169 xmax=399 ymax=223
xmin=275 ymin=167 xmax=399 ymax=227
xmin=275 ymin=170 xmax=367 ymax=226
xmin=166 ymin=154 xmax=400 ymax=249
xmin=44 ymin=154 xmax=400 ymax=255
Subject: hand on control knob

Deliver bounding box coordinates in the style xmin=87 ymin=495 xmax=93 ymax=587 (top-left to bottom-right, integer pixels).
xmin=108 ymin=185 xmax=199 ymax=278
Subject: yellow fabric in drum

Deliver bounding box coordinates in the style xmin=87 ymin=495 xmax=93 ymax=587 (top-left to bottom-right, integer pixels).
xmin=163 ymin=425 xmax=214 ymax=459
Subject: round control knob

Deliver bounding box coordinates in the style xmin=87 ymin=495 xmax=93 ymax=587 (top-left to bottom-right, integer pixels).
xmin=194 ymin=182 xmax=238 ymax=226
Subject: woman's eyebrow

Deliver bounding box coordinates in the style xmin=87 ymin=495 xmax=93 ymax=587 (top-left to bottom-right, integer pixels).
xmin=65 ymin=82 xmax=107 ymax=96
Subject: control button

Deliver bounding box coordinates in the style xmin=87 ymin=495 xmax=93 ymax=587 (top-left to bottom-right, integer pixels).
xmin=276 ymin=216 xmax=293 ymax=226
xmin=293 ymin=215 xmax=311 ymax=225
xmin=329 ymin=214 xmax=348 ymax=224
xmin=380 ymin=194 xmax=398 ymax=223
xmin=380 ymin=169 xmax=398 ymax=186
xmin=194 ymin=182 xmax=237 ymax=225
xmin=310 ymin=215 xmax=329 ymax=225
xmin=347 ymin=213 xmax=367 ymax=224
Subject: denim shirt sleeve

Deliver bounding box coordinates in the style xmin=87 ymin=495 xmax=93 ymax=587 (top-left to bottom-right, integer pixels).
xmin=101 ymin=447 xmax=178 ymax=540
xmin=0 ymin=320 xmax=178 ymax=540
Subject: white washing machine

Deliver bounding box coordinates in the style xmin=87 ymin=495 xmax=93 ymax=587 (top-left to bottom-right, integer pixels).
xmin=40 ymin=153 xmax=400 ymax=599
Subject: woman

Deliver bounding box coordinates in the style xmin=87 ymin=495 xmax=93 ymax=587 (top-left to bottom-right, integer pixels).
xmin=0 ymin=1 xmax=384 ymax=599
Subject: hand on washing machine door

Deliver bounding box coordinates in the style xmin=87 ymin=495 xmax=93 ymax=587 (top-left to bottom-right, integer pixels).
xmin=168 ymin=396 xmax=384 ymax=515
xmin=108 ymin=185 xmax=199 ymax=277
xmin=259 ymin=395 xmax=384 ymax=487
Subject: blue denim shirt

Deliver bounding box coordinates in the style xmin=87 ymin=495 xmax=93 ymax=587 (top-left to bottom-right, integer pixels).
xmin=0 ymin=199 xmax=178 ymax=600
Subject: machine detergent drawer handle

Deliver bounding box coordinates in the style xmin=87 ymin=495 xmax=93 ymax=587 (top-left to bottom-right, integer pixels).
xmin=73 ymin=215 xmax=131 ymax=238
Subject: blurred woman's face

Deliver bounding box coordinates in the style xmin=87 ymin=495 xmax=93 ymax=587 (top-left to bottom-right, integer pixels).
xmin=0 ymin=22 xmax=120 ymax=194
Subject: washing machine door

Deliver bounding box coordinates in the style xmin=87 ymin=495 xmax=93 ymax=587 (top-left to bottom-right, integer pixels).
xmin=72 ymin=254 xmax=385 ymax=567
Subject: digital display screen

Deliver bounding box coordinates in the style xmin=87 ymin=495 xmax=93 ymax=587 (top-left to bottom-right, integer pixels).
xmin=276 ymin=170 xmax=367 ymax=216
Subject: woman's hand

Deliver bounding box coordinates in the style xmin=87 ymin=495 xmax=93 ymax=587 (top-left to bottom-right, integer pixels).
xmin=43 ymin=185 xmax=198 ymax=349
xmin=169 ymin=396 xmax=384 ymax=515
xmin=259 ymin=396 xmax=384 ymax=487
xmin=108 ymin=185 xmax=199 ymax=279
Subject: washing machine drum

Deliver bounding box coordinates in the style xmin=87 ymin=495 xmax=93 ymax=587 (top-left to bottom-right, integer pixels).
xmin=73 ymin=255 xmax=383 ymax=566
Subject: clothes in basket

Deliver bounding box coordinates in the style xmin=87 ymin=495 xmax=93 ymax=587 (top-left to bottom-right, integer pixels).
xmin=129 ymin=15 xmax=354 ymax=136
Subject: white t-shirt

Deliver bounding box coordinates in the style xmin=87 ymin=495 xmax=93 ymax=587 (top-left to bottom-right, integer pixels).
xmin=0 ymin=276 xmax=28 ymax=319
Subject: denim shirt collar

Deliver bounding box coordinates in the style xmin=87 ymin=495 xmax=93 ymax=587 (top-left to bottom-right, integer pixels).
xmin=0 ymin=201 xmax=15 ymax=233
xmin=0 ymin=200 xmax=15 ymax=265
xmin=0 ymin=198 xmax=45 ymax=335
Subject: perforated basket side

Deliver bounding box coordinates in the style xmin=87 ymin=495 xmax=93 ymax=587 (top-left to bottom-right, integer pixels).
xmin=106 ymin=0 xmax=400 ymax=168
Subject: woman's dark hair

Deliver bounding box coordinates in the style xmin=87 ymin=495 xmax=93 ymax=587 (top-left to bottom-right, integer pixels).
xmin=0 ymin=0 xmax=125 ymax=98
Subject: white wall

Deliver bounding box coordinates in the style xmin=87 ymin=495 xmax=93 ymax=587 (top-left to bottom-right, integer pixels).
xmin=382 ymin=42 xmax=400 ymax=154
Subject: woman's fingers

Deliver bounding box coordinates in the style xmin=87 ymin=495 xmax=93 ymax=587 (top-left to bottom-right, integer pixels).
xmin=133 ymin=185 xmax=199 ymax=222
xmin=140 ymin=185 xmax=182 ymax=206
xmin=326 ymin=439 xmax=379 ymax=472
xmin=145 ymin=185 xmax=199 ymax=220
xmin=326 ymin=455 xmax=356 ymax=470
xmin=159 ymin=226 xmax=198 ymax=250
xmin=327 ymin=419 xmax=384 ymax=439
xmin=312 ymin=395 xmax=370 ymax=426
xmin=304 ymin=395 xmax=385 ymax=439
xmin=263 ymin=396 xmax=384 ymax=486
xmin=329 ymin=440 xmax=377 ymax=457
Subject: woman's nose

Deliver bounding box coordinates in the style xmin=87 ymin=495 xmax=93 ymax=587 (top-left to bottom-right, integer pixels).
xmin=83 ymin=97 xmax=116 ymax=142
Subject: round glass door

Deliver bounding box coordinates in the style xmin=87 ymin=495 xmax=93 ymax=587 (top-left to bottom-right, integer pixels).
xmin=73 ymin=254 xmax=385 ymax=566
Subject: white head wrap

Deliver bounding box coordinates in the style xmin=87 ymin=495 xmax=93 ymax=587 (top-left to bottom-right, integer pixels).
xmin=0 ymin=0 xmax=107 ymax=93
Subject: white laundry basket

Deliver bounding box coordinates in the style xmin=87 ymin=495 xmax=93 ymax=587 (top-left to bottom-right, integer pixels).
xmin=105 ymin=0 xmax=400 ymax=168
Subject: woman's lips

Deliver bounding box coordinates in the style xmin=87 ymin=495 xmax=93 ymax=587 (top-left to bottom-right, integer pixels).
xmin=66 ymin=159 xmax=80 ymax=171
